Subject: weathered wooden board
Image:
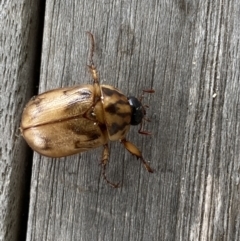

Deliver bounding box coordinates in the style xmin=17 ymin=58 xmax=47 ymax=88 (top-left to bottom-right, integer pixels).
xmin=0 ymin=0 xmax=43 ymax=240
xmin=26 ymin=0 xmax=240 ymax=240
xmin=2 ymin=0 xmax=239 ymax=240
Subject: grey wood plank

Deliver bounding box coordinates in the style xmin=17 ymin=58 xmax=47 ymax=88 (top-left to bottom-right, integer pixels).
xmin=26 ymin=0 xmax=240 ymax=240
xmin=0 ymin=0 xmax=43 ymax=240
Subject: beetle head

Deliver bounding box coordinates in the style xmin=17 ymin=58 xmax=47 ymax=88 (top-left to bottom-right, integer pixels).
xmin=127 ymin=96 xmax=145 ymax=125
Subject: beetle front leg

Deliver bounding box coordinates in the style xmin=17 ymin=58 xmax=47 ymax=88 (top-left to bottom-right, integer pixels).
xmin=101 ymin=144 xmax=121 ymax=188
xmin=120 ymin=139 xmax=154 ymax=173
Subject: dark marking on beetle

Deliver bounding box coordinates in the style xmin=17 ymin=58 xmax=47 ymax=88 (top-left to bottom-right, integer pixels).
xmin=105 ymin=100 xmax=131 ymax=118
xmin=77 ymin=88 xmax=92 ymax=97
xmin=66 ymin=120 xmax=102 ymax=139
xmin=67 ymin=122 xmax=89 ymax=135
xmin=63 ymin=87 xmax=92 ymax=97
xmin=98 ymin=123 xmax=107 ymax=133
xmin=74 ymin=139 xmax=96 ymax=151
xmin=65 ymin=98 xmax=81 ymax=109
xmin=121 ymin=128 xmax=128 ymax=137
xmin=28 ymin=98 xmax=44 ymax=117
xmin=75 ymin=140 xmax=81 ymax=149
xmin=105 ymin=99 xmax=128 ymax=112
xmin=102 ymin=87 xmax=125 ymax=98
xmin=70 ymin=125 xmax=101 ymax=141
xmin=116 ymin=111 xmax=131 ymax=119
xmin=65 ymin=89 xmax=93 ymax=111
xmin=30 ymin=97 xmax=43 ymax=107
xmin=105 ymin=104 xmax=130 ymax=118
xmin=105 ymin=103 xmax=120 ymax=114
xmin=108 ymin=122 xmax=129 ymax=136
xmin=116 ymin=99 xmax=129 ymax=105
xmin=87 ymin=133 xmax=101 ymax=141
xmin=69 ymin=126 xmax=83 ymax=135
xmin=39 ymin=136 xmax=52 ymax=151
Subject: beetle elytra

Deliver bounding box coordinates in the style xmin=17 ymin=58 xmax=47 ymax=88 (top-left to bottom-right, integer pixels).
xmin=20 ymin=32 xmax=154 ymax=187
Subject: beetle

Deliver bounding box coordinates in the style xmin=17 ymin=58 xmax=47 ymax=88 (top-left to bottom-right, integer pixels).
xmin=20 ymin=32 xmax=154 ymax=187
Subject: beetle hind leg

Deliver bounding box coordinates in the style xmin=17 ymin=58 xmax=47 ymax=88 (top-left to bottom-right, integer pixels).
xmin=101 ymin=144 xmax=121 ymax=188
xmin=120 ymin=138 xmax=154 ymax=173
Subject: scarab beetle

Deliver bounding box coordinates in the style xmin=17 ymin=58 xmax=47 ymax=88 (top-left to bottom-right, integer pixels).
xmin=20 ymin=32 xmax=154 ymax=187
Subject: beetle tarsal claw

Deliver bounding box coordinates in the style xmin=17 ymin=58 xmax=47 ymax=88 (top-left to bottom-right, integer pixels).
xmin=105 ymin=178 xmax=121 ymax=188
xmin=135 ymin=156 xmax=153 ymax=173
xmin=101 ymin=163 xmax=121 ymax=188
xmin=100 ymin=144 xmax=121 ymax=188
xmin=138 ymin=130 xmax=152 ymax=135
xmin=143 ymin=89 xmax=155 ymax=93
xmin=143 ymin=161 xmax=154 ymax=173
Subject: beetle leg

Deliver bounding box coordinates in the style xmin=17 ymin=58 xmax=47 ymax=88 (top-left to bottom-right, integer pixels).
xmin=86 ymin=32 xmax=102 ymax=105
xmin=136 ymin=89 xmax=154 ymax=135
xmin=101 ymin=144 xmax=121 ymax=188
xmin=138 ymin=130 xmax=152 ymax=135
xmin=120 ymin=139 xmax=154 ymax=173
xmin=138 ymin=121 xmax=152 ymax=135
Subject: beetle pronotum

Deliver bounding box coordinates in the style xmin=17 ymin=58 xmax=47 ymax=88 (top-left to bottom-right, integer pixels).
xmin=20 ymin=32 xmax=154 ymax=187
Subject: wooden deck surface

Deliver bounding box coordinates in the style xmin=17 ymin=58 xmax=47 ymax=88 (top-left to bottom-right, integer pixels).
xmin=1 ymin=0 xmax=240 ymax=240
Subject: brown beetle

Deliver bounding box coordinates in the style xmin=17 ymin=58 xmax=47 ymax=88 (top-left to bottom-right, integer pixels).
xmin=20 ymin=32 xmax=154 ymax=187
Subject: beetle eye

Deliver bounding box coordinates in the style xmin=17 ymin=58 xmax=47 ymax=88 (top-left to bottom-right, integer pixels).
xmin=128 ymin=96 xmax=144 ymax=125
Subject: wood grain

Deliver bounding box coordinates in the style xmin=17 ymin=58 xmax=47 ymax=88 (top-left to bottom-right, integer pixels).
xmin=1 ymin=0 xmax=43 ymax=240
xmin=1 ymin=0 xmax=240 ymax=240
